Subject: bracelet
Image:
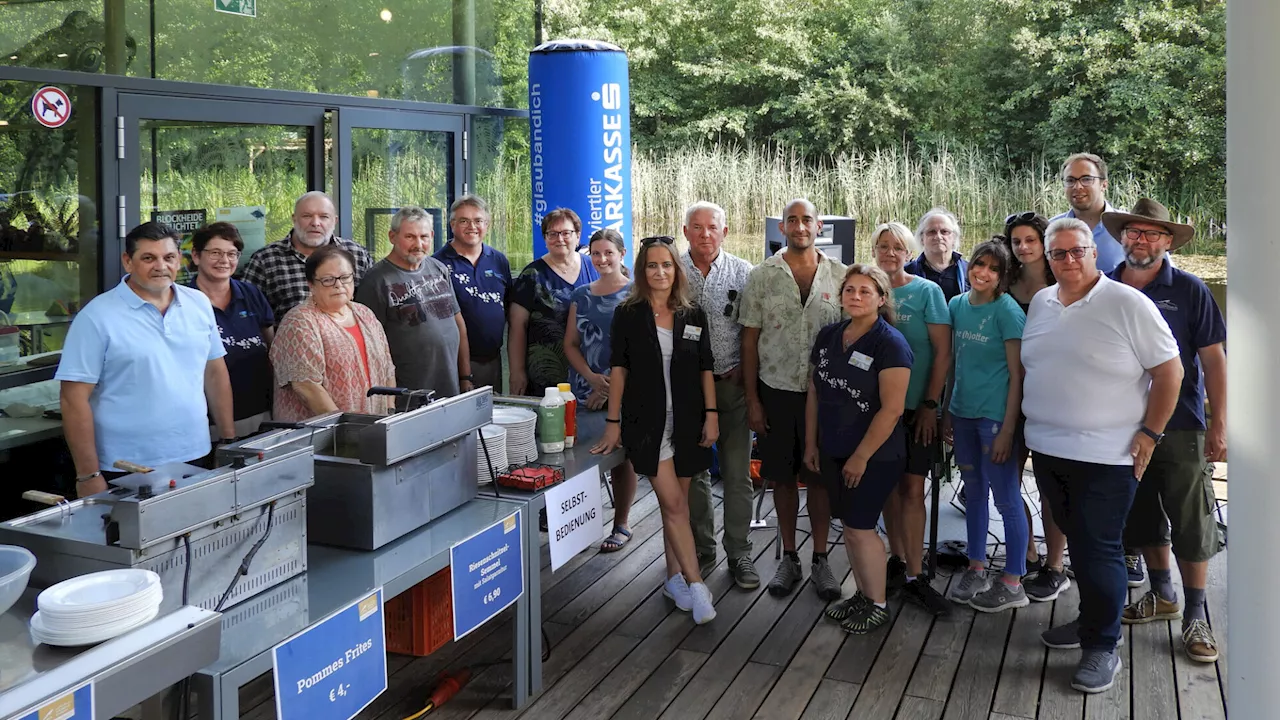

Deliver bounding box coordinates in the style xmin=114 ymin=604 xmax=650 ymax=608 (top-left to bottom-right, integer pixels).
xmin=75 ymin=471 xmax=102 ymax=483
xmin=704 ymin=408 xmax=719 ymax=414
xmin=605 ymin=418 xmax=621 ymax=424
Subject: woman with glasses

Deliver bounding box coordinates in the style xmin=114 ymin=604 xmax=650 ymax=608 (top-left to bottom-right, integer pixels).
xmin=805 ymin=264 xmax=913 ymax=634
xmin=270 ymin=244 xmax=396 ymax=421
xmin=870 ymin=222 xmax=953 ymax=616
xmin=509 ymin=208 xmax=600 ymax=396
xmin=1002 ymin=212 xmax=1071 ymax=602
xmin=943 ymin=239 xmax=1029 ymax=612
xmin=189 ymin=222 xmax=276 ymax=436
xmin=593 ymin=236 xmax=719 ymax=624
xmin=565 ymin=228 xmax=638 ymax=552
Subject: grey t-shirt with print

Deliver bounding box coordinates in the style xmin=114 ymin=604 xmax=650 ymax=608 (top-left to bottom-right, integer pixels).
xmin=357 ymin=257 xmax=462 ymax=397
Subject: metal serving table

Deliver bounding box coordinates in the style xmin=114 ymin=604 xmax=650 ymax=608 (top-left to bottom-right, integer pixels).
xmin=477 ymin=406 xmax=625 ymax=695
xmin=191 ymin=496 xmax=535 ymax=720
xmin=0 ymin=592 xmax=221 ymax=719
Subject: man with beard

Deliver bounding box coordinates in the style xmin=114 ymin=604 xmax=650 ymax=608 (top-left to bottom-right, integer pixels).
xmin=1051 ymin=153 xmax=1125 ymax=275
xmin=57 ymin=222 xmax=235 ymax=497
xmin=357 ymin=206 xmax=472 ymax=398
xmin=243 ymin=191 xmax=373 ymax=320
xmin=741 ymin=198 xmax=846 ymax=599
xmin=1105 ymin=199 xmax=1226 ymax=664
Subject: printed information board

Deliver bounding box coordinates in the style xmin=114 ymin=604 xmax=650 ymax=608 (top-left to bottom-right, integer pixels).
xmin=272 ymin=589 xmax=387 ymax=720
xmin=450 ymin=511 xmax=524 ymax=640
xmin=545 ymin=467 xmax=604 ymax=570
xmin=15 ymin=681 xmax=93 ymax=720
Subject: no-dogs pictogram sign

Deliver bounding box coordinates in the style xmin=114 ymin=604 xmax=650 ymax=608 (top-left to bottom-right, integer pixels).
xmin=31 ymin=86 xmax=71 ymax=128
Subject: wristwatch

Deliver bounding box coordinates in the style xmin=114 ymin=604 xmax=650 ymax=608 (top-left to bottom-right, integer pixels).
xmin=460 ymin=374 xmax=474 ymax=383
xmin=1138 ymin=426 xmax=1165 ymax=445
xmin=920 ymin=398 xmax=939 ymax=410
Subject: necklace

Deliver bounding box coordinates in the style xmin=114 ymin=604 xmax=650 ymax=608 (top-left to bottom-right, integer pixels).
xmin=323 ymin=305 xmax=351 ymax=322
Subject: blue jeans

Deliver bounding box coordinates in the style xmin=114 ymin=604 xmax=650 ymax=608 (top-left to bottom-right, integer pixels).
xmin=951 ymin=415 xmax=1027 ymax=577
xmin=1032 ymin=452 xmax=1138 ymax=652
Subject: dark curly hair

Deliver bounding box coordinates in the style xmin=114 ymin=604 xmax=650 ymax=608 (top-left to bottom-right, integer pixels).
xmin=1002 ymin=213 xmax=1055 ymax=287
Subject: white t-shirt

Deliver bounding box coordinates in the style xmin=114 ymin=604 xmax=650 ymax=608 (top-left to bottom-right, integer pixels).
xmin=1020 ymin=274 xmax=1179 ymax=466
xmin=657 ymin=326 xmax=674 ymax=412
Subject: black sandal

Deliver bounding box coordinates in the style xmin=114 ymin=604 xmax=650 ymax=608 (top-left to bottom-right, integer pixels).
xmin=840 ymin=603 xmax=891 ymax=634
xmin=600 ymin=526 xmax=632 ymax=553
xmin=824 ymin=593 xmax=868 ymax=621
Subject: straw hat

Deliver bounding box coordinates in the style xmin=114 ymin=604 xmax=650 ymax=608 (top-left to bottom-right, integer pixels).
xmin=1101 ymin=198 xmax=1195 ymax=252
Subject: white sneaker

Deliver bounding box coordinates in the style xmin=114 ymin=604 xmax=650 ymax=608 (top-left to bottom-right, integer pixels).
xmin=663 ymin=574 xmax=693 ymax=612
xmin=690 ymin=581 xmax=716 ymax=625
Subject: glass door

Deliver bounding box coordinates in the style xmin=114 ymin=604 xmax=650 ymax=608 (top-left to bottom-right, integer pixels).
xmin=334 ymin=108 xmax=464 ymax=259
xmin=117 ymin=94 xmax=326 ymax=283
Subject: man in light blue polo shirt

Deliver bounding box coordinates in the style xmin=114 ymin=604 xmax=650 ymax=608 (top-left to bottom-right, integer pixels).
xmin=57 ymin=222 xmax=235 ymax=497
xmin=1051 ymin=153 xmax=1125 ymax=273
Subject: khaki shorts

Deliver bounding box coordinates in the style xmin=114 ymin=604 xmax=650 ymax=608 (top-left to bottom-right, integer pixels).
xmin=1122 ymin=430 xmax=1222 ymax=562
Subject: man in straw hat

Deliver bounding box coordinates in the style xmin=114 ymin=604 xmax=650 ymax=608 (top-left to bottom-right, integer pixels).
xmin=1022 ymin=216 xmax=1183 ymax=693
xmin=1104 ymin=198 xmax=1226 ymax=665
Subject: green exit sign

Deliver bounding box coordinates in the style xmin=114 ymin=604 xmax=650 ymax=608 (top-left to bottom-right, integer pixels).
xmin=215 ymin=0 xmax=256 ymax=17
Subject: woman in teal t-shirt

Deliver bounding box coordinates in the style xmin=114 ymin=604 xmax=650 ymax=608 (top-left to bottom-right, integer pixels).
xmin=943 ymin=239 xmax=1028 ymax=613
xmin=872 ymin=221 xmax=953 ymax=616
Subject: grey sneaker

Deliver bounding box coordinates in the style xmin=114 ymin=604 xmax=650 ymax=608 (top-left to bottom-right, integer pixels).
xmin=1041 ymin=620 xmax=1125 ymax=650
xmin=969 ymin=579 xmax=1030 ymax=613
xmin=1072 ymin=650 xmax=1121 ymax=694
xmin=768 ymin=555 xmax=803 ymax=597
xmin=948 ymin=568 xmax=991 ymax=604
xmin=811 ymin=556 xmax=842 ymax=601
xmin=729 ymin=556 xmax=760 ymax=590
xmin=1025 ymin=567 xmax=1071 ymax=602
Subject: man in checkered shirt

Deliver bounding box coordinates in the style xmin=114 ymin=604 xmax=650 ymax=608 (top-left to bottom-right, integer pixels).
xmin=242 ymin=191 xmax=373 ymax=320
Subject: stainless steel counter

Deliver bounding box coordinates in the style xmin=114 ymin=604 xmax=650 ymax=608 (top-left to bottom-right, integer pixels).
xmin=0 ymin=593 xmax=221 ymax=718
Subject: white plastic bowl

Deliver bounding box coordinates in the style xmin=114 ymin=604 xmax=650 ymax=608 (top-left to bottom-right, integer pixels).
xmin=0 ymin=545 xmax=35 ymax=617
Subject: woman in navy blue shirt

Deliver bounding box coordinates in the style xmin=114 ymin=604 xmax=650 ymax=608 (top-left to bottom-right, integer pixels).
xmin=804 ymin=264 xmax=913 ymax=634
xmin=189 ymin=222 xmax=275 ymax=437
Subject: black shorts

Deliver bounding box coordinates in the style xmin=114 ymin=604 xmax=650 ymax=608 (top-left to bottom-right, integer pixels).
xmin=821 ymin=454 xmax=905 ymax=530
xmin=756 ymin=382 xmax=819 ymax=485
xmin=901 ymin=409 xmax=940 ymax=477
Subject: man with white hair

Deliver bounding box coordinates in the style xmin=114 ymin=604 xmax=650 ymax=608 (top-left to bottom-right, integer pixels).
xmin=681 ymin=201 xmax=759 ymax=590
xmin=243 ymin=191 xmax=373 ymax=319
xmin=904 ymin=207 xmax=968 ymax=301
xmin=1022 ymin=217 xmax=1183 ymax=694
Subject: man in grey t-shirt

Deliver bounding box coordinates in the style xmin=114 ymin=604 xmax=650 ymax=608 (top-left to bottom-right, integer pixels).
xmin=356 ymin=206 xmax=473 ymax=398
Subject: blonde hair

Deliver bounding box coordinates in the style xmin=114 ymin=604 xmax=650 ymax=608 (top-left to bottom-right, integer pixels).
xmin=623 ymin=240 xmax=694 ymax=311
xmin=870 ymin=221 xmax=919 ymax=257
xmin=841 ymin=264 xmax=897 ymax=325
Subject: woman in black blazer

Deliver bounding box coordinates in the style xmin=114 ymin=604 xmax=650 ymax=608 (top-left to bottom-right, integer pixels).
xmin=592 ymin=236 xmax=720 ymax=624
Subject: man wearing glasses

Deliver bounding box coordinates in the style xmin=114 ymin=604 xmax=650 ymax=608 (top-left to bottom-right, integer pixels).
xmin=357 ymin=206 xmax=472 ymax=397
xmin=1021 ymin=217 xmax=1183 ymax=694
xmin=434 ymin=195 xmax=513 ymax=392
xmin=242 ymin=191 xmax=373 ymax=320
xmin=1051 ymin=153 xmax=1125 ymax=274
xmin=680 ymin=201 xmax=760 ymax=589
xmin=1103 ymin=199 xmax=1226 ymax=665
xmin=741 ymin=198 xmax=847 ymax=600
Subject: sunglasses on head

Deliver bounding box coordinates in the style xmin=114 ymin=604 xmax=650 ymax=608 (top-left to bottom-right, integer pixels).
xmin=640 ymin=235 xmax=675 ymax=247
xmin=1004 ymin=211 xmax=1038 ymax=226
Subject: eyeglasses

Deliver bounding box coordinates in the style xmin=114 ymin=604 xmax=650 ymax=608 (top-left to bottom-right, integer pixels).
xmin=454 ymin=218 xmax=487 ymax=228
xmin=723 ymin=289 xmax=738 ymax=317
xmin=200 ymin=249 xmax=241 ymax=261
xmin=1046 ymin=247 xmax=1092 ymax=262
xmin=1122 ymin=227 xmax=1172 ymax=243
xmin=545 ymin=230 xmax=577 ymax=240
xmin=873 ymin=243 xmax=909 ymax=255
xmin=315 ymin=274 xmax=355 ymax=287
xmin=923 ymin=228 xmax=954 ymax=237
xmin=1062 ymin=175 xmax=1105 ymax=188
xmin=1003 ymin=211 xmax=1038 ymax=226
xmin=641 ymin=236 xmax=675 ymax=247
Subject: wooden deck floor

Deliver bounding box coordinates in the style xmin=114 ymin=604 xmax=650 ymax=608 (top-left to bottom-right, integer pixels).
xmin=232 ymin=476 xmax=1229 ymax=720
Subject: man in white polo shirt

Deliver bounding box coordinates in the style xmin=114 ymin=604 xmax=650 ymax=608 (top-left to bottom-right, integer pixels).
xmin=1020 ymin=217 xmax=1183 ymax=694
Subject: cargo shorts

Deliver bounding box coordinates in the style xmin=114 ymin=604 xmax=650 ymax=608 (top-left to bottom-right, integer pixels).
xmin=1122 ymin=430 xmax=1222 ymax=562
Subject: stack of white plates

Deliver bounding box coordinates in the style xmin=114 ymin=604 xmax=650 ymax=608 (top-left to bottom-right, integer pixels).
xmin=31 ymin=569 xmax=163 ymax=647
xmin=476 ymin=424 xmax=509 ymax=484
xmin=493 ymin=406 xmax=539 ymax=465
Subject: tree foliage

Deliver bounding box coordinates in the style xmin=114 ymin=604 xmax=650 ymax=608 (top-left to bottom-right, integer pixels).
xmin=548 ymin=0 xmax=1225 ymax=203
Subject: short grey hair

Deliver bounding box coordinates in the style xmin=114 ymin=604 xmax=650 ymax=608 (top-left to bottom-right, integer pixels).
xmin=390 ymin=205 xmax=434 ymax=234
xmin=294 ymin=190 xmax=335 ymax=213
xmin=449 ymin=194 xmax=489 ymax=223
xmin=1045 ymin=217 xmax=1093 ymax=249
xmin=915 ymin=207 xmax=961 ymax=247
xmin=683 ymin=201 xmax=726 ymax=229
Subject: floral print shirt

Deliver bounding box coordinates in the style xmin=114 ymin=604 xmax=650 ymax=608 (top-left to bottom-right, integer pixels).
xmin=739 ymin=252 xmax=846 ymax=392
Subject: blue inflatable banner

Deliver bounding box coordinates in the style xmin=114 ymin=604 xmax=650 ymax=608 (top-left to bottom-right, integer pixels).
xmin=529 ymin=39 xmax=633 ymax=264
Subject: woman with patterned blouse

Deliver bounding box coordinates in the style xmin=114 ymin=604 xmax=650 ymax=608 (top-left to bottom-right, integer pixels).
xmin=270 ymin=245 xmax=396 ymax=421
xmin=508 ymin=208 xmax=599 ymax=396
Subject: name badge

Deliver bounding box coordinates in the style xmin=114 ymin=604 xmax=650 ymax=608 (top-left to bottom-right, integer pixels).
xmin=682 ymin=325 xmax=703 ymax=341
xmin=848 ymin=351 xmax=873 ymax=371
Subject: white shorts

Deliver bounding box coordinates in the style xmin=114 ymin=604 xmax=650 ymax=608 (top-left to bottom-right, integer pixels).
xmin=659 ymin=411 xmax=675 ymax=462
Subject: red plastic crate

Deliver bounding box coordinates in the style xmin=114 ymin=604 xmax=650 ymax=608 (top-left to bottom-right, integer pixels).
xmin=385 ymin=567 xmax=453 ymax=656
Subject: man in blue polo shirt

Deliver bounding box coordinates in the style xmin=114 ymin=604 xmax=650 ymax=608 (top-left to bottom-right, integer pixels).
xmin=1104 ymin=199 xmax=1226 ymax=665
xmin=57 ymin=222 xmax=235 ymax=497
xmin=1052 ymin=153 xmax=1125 ymax=273
xmin=434 ymin=195 xmax=512 ymax=392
